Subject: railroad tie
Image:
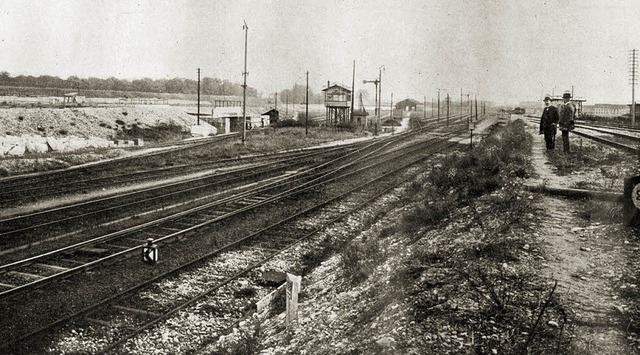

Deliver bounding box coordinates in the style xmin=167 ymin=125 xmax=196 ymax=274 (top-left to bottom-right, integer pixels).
xmin=7 ymin=271 xmax=45 ymax=280
xmin=112 ymin=304 xmax=163 ymax=318
xmin=33 ymin=263 xmax=70 ymax=272
xmin=0 ymin=281 xmax=17 ymax=289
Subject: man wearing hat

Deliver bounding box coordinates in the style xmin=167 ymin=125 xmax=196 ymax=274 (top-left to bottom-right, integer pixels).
xmin=558 ymin=90 xmax=576 ymax=153
xmin=539 ymin=95 xmax=559 ymax=152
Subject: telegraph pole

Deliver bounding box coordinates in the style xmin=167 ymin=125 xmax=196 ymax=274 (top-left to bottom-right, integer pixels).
xmin=431 ymin=98 xmax=434 ymax=118
xmin=630 ymin=49 xmax=638 ymax=126
xmin=423 ymin=96 xmax=426 ymax=120
xmin=460 ymin=88 xmax=463 ymax=117
xmin=197 ymin=68 xmax=201 ymax=125
xmin=475 ymin=94 xmax=478 ymax=121
xmin=241 ymin=21 xmax=249 ymax=144
xmin=390 ymin=92 xmax=394 ymax=134
xmin=351 ymin=60 xmax=355 ymax=123
xmin=378 ymin=66 xmax=384 ymax=126
xmin=467 ymin=93 xmax=470 ymax=127
xmin=446 ymin=93 xmax=450 ymax=127
xmin=437 ymin=89 xmax=440 ymax=122
xmin=305 ymin=71 xmax=309 ymax=135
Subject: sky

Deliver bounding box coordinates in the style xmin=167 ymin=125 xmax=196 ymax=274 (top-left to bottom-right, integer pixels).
xmin=1 ymin=0 xmax=639 ymax=105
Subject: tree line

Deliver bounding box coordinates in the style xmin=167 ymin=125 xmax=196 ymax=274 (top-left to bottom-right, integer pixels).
xmin=0 ymin=71 xmax=258 ymax=97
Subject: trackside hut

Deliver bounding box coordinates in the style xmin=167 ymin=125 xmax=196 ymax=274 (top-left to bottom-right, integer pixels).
xmin=395 ymin=98 xmax=422 ymax=119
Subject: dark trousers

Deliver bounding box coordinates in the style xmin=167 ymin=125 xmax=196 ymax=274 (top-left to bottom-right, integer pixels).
xmin=543 ymin=132 xmax=556 ymax=150
xmin=561 ymin=130 xmax=570 ymax=152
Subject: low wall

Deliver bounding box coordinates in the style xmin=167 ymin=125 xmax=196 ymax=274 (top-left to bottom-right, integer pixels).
xmin=0 ymin=135 xmax=143 ymax=157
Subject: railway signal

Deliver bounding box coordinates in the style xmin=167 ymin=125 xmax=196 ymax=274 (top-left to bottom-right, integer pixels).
xmin=142 ymin=238 xmax=159 ymax=264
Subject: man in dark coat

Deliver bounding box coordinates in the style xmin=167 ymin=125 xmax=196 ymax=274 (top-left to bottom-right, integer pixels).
xmin=539 ymin=95 xmax=559 ymax=152
xmin=558 ymin=90 xmax=576 ymax=153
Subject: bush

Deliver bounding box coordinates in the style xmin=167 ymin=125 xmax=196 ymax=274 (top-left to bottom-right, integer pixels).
xmin=340 ymin=238 xmax=384 ymax=285
xmin=233 ymin=286 xmax=257 ymax=299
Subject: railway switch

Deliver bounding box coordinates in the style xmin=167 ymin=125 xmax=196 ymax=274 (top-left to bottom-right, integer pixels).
xmin=142 ymin=238 xmax=159 ymax=264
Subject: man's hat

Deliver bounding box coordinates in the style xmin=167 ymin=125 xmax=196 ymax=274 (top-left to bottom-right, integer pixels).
xmin=562 ymin=91 xmax=571 ymax=99
xmin=544 ymin=95 xmax=551 ymax=101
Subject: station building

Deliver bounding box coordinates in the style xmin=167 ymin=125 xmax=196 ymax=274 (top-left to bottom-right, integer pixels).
xmin=582 ymin=103 xmax=629 ymax=118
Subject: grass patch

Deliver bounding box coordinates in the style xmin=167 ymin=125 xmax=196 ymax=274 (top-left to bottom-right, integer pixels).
xmin=547 ymin=143 xmax=626 ymax=175
xmin=116 ymin=122 xmax=187 ymax=143
xmin=385 ymin=120 xmax=571 ymax=354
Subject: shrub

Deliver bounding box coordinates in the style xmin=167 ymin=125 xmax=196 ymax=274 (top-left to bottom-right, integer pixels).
xmin=233 ymin=286 xmax=257 ymax=299
xmin=58 ymin=129 xmax=68 ymax=135
xmin=401 ymin=197 xmax=454 ymax=233
xmin=115 ymin=119 xmax=125 ymax=125
xmin=340 ymin=238 xmax=384 ymax=285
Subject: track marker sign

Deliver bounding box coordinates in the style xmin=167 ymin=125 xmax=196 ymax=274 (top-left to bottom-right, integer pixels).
xmin=142 ymin=238 xmax=158 ymax=264
xmin=633 ymin=183 xmax=640 ymax=209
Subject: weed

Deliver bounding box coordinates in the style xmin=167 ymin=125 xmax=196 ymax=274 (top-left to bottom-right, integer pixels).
xmin=210 ymin=322 xmax=262 ymax=355
xmin=579 ymin=199 xmax=624 ymax=224
xmin=340 ymin=238 xmax=385 ymax=285
xmin=233 ymin=286 xmax=257 ymax=299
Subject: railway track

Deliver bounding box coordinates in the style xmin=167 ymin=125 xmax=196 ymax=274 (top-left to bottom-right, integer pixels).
xmin=0 ymin=137 xmax=367 ymax=206
xmin=0 ymin=119 xmax=470 ymax=350
xmin=524 ymin=116 xmax=640 ymax=155
xmin=575 ymin=120 xmax=640 ymax=134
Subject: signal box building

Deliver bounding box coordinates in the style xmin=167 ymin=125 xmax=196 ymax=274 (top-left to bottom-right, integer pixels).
xmin=323 ymin=83 xmax=352 ymax=125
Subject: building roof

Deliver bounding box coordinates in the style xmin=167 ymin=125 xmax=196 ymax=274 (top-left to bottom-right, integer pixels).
xmin=396 ymin=98 xmax=421 ymax=107
xmin=322 ymin=84 xmax=352 ymax=93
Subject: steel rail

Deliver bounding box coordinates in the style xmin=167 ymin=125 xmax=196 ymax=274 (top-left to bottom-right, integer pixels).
xmin=4 ymin=128 xmax=466 ymax=353
xmin=0 ymin=134 xmax=409 ymax=298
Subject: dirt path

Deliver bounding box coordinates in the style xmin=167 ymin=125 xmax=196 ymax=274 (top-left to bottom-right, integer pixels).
xmin=525 ymin=119 xmax=637 ymax=354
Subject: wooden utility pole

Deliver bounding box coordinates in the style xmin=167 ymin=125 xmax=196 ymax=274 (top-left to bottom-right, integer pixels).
xmin=475 ymin=94 xmax=478 ymax=121
xmin=351 ymin=60 xmax=355 ymax=123
xmin=305 ymin=71 xmax=309 ymax=135
xmin=241 ymin=21 xmax=249 ymax=144
xmin=197 ymin=68 xmax=200 ymax=125
xmin=460 ymin=88 xmax=463 ymax=117
xmin=390 ymin=92 xmax=394 ymax=134
xmin=446 ymin=93 xmax=450 ymax=127
xmin=378 ymin=66 xmax=384 ymax=126
xmin=437 ymin=89 xmax=440 ymax=122
xmin=423 ymin=96 xmax=426 ymax=120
